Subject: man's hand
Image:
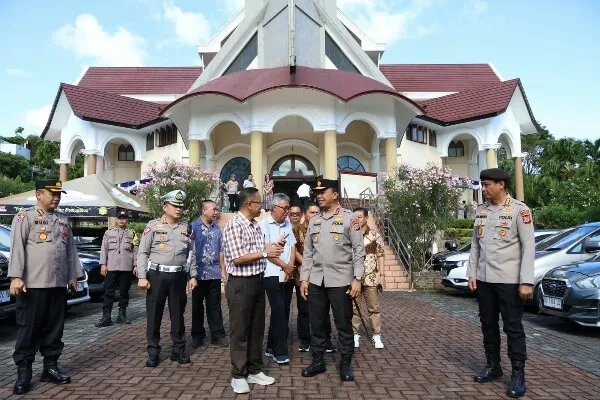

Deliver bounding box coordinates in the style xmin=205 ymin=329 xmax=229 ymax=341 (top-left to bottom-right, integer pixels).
xmin=10 ymin=278 xmax=26 ymax=296
xmin=282 ymin=263 xmax=294 ymax=276
xmin=133 ymin=266 xmax=138 ymax=277
xmin=300 ymin=280 xmax=309 ymax=300
xmin=100 ymin=265 xmax=108 ymax=277
xmin=138 ymin=278 xmax=151 ymax=290
xmin=347 ymin=279 xmax=362 ymax=298
xmin=68 ymin=279 xmax=77 ymax=294
xmin=189 ymin=277 xmax=198 ymax=292
xmin=221 ymin=271 xmax=228 ymax=284
xmin=468 ymin=277 xmax=477 ymax=292
xmin=380 ymin=275 xmax=386 ymax=289
xmin=518 ymin=284 xmax=533 ymax=300
xmin=266 ymin=243 xmax=283 ymax=258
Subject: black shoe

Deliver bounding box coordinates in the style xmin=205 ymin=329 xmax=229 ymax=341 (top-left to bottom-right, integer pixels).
xmin=474 ymin=359 xmax=503 ymax=383
xmin=211 ymin=337 xmax=229 ymax=347
xmin=507 ymin=360 xmax=527 ymax=398
xmin=146 ymin=355 xmax=159 ymax=368
xmin=95 ymin=310 xmax=112 ymax=328
xmin=191 ymin=336 xmax=206 ymax=349
xmin=325 ymin=344 xmax=337 ymax=353
xmin=301 ymin=351 xmax=326 ymax=377
xmin=116 ymin=308 xmax=130 ymax=324
xmin=13 ymin=362 xmax=32 ymax=394
xmin=170 ymin=351 xmax=191 ymax=364
xmin=40 ymin=361 xmax=71 ymax=384
xmin=339 ymin=355 xmax=354 ymax=382
xmin=298 ymin=343 xmax=310 ymax=352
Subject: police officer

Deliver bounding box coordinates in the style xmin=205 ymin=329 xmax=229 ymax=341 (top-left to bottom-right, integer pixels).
xmin=95 ymin=211 xmax=138 ymax=327
xmin=468 ymin=168 xmax=535 ymax=399
xmin=137 ymin=190 xmax=198 ymax=367
xmin=300 ymin=179 xmax=365 ymax=382
xmin=8 ymin=180 xmax=82 ymax=395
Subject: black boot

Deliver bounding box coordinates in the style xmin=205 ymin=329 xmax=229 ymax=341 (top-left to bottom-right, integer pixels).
xmin=13 ymin=362 xmax=32 ymax=394
xmin=146 ymin=354 xmax=159 ymax=368
xmin=170 ymin=349 xmax=191 ymax=364
xmin=301 ymin=351 xmax=326 ymax=377
xmin=507 ymin=360 xmax=526 ymax=398
xmin=40 ymin=359 xmax=71 ymax=384
xmin=95 ymin=309 xmax=112 ymax=327
xmin=116 ymin=308 xmax=130 ymax=324
xmin=474 ymin=353 xmax=503 ymax=383
xmin=339 ymin=354 xmax=355 ymax=382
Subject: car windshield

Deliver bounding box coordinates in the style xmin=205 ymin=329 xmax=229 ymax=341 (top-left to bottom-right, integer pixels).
xmin=458 ymin=243 xmax=471 ymax=252
xmin=0 ymin=226 xmax=10 ymax=252
xmin=536 ymin=226 xmax=597 ymax=251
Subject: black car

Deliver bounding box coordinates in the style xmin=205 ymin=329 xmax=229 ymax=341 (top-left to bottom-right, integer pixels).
xmin=0 ymin=252 xmax=16 ymax=318
xmin=73 ymin=228 xmax=106 ymax=299
xmin=539 ymin=248 xmax=600 ymax=327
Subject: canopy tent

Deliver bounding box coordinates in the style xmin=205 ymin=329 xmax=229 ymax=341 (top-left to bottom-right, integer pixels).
xmin=0 ymin=175 xmax=150 ymax=218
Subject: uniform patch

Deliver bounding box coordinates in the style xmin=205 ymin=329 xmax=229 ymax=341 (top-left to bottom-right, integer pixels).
xmin=500 ymin=221 xmax=509 ymax=227
xmin=334 ymin=217 xmax=343 ymax=223
xmin=39 ymin=232 xmax=48 ymax=241
xmin=63 ymin=233 xmax=67 ymax=241
xmin=159 ymin=243 xmax=165 ymax=249
xmin=351 ymin=218 xmax=360 ymax=231
xmin=143 ymin=226 xmax=152 ymax=236
xmin=333 ymin=234 xmax=340 ymax=241
xmin=17 ymin=212 xmax=26 ymax=223
xmin=330 ymin=227 xmax=337 ymax=232
xmin=480 ymin=209 xmax=487 ymax=216
xmin=334 ymin=208 xmax=340 ymax=215
xmin=312 ymin=235 xmax=319 ymax=243
xmin=477 ymin=226 xmax=483 ymax=236
xmin=520 ymin=210 xmax=532 ymax=224
xmin=504 ymin=206 xmax=513 ymax=215
xmin=499 ymin=229 xmax=507 ymax=237
xmin=35 ymin=215 xmax=43 ymax=220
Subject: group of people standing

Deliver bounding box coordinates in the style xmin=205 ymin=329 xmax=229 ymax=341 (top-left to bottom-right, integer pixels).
xmin=223 ymin=173 xmax=275 ymax=212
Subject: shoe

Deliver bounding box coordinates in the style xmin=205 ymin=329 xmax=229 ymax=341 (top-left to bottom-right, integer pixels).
xmin=40 ymin=360 xmax=71 ymax=384
xmin=272 ymin=355 xmax=290 ymax=364
xmin=13 ymin=362 xmax=32 ymax=394
xmin=506 ymin=360 xmax=527 ymax=398
xmin=115 ymin=308 xmax=130 ymax=324
xmin=474 ymin=355 xmax=503 ymax=383
xmin=191 ymin=336 xmax=206 ymax=349
xmin=95 ymin=310 xmax=112 ymax=328
xmin=170 ymin=351 xmax=191 ymax=364
xmin=301 ymin=351 xmax=326 ymax=377
xmin=146 ymin=355 xmax=159 ymax=368
xmin=325 ymin=344 xmax=337 ymax=353
xmin=354 ymin=334 xmax=360 ymax=348
xmin=298 ymin=344 xmax=310 ymax=352
xmin=372 ymin=335 xmax=384 ymax=349
xmin=264 ymin=348 xmax=274 ymax=357
xmin=231 ymin=378 xmax=250 ymax=394
xmin=211 ymin=337 xmax=229 ymax=347
xmin=247 ymin=372 xmax=275 ymax=386
xmin=339 ymin=355 xmax=354 ymax=382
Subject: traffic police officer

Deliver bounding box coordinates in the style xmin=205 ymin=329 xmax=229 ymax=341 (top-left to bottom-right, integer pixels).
xmin=95 ymin=211 xmax=138 ymax=327
xmin=8 ymin=180 xmax=82 ymax=395
xmin=137 ymin=190 xmax=198 ymax=367
xmin=300 ymin=178 xmax=365 ymax=381
xmin=468 ymin=168 xmax=535 ymax=398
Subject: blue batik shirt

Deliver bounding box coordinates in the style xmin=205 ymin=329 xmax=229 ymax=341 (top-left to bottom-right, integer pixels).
xmin=191 ymin=218 xmax=224 ymax=280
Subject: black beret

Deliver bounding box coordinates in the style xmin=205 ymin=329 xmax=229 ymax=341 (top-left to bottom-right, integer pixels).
xmin=35 ymin=180 xmax=66 ymax=193
xmin=313 ymin=178 xmax=338 ymax=191
xmin=480 ymin=168 xmax=511 ymax=182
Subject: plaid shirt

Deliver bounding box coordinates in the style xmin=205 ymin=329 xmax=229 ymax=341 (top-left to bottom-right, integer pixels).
xmin=223 ymin=212 xmax=266 ymax=276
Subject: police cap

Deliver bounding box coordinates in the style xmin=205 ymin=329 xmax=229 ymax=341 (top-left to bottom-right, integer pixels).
xmin=480 ymin=168 xmax=511 ymax=183
xmin=161 ymin=190 xmax=186 ymax=206
xmin=117 ymin=211 xmax=128 ymax=219
xmin=313 ymin=178 xmax=338 ymax=192
xmin=35 ymin=180 xmax=67 ymax=194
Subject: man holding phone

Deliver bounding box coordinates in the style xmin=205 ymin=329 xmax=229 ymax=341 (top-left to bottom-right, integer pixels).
xmin=259 ymin=193 xmax=296 ymax=365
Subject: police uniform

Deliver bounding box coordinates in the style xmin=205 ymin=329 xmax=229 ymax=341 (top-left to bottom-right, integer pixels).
xmin=8 ymin=180 xmax=82 ymax=394
xmin=136 ymin=190 xmax=197 ymax=366
xmin=300 ymin=179 xmax=365 ymax=381
xmin=95 ymin=211 xmax=138 ymax=327
xmin=468 ymin=168 xmax=535 ymax=398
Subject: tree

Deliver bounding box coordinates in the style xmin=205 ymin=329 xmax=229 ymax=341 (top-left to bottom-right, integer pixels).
xmin=68 ymin=154 xmax=84 ymax=180
xmin=0 ymin=175 xmax=35 ymax=197
xmin=0 ymin=152 xmax=32 ymax=182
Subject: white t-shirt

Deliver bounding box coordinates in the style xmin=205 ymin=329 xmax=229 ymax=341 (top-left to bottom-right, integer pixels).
xmin=297 ymin=183 xmax=311 ymax=198
xmin=259 ymin=216 xmax=296 ymax=281
xmin=243 ymin=180 xmax=255 ymax=188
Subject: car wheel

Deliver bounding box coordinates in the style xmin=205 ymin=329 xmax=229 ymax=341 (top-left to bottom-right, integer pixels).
xmin=532 ymin=283 xmax=543 ymax=313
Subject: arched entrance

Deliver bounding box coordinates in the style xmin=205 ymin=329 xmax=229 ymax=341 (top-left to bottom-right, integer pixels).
xmin=270 ymin=155 xmax=317 ymax=206
xmin=220 ymin=157 xmax=251 ymax=185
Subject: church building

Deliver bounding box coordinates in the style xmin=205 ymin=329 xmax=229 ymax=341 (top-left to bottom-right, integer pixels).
xmin=41 ymin=0 xmax=538 ymax=203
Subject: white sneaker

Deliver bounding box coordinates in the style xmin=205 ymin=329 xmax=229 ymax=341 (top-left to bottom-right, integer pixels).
xmin=354 ymin=334 xmax=360 ymax=348
xmin=247 ymin=372 xmax=275 ymax=386
xmin=372 ymin=334 xmax=384 ymax=349
xmin=231 ymin=378 xmax=250 ymax=394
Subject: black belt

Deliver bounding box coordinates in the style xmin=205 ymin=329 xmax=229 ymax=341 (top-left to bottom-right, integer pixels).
xmin=228 ymin=272 xmax=264 ymax=279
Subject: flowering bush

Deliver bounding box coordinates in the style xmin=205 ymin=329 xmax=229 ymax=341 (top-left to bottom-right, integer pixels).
xmin=138 ymin=158 xmax=220 ymax=222
xmin=383 ymin=163 xmax=470 ymax=277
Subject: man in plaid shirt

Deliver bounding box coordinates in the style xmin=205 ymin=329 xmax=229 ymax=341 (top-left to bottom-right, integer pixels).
xmin=223 ymin=187 xmax=284 ymax=394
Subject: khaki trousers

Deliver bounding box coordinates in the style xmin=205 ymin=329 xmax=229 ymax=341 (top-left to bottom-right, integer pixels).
xmin=352 ymin=286 xmax=381 ymax=335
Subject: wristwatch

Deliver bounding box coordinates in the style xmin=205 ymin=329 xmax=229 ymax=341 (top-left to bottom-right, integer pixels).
xmin=262 ymin=251 xmax=268 ymax=259
xmin=354 ymin=276 xmax=362 ymax=281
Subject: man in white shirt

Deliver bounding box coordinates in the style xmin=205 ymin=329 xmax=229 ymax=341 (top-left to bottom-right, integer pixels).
xmin=243 ymin=174 xmax=256 ymax=189
xmin=297 ymin=181 xmax=311 ymax=211
xmin=259 ymin=193 xmax=296 ymax=364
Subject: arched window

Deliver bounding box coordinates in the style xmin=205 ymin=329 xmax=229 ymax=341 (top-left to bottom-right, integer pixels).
xmin=220 ymin=157 xmax=251 ymax=184
xmin=118 ymin=145 xmax=135 ymax=161
xmin=271 ymin=155 xmax=316 ymax=177
xmin=448 ymin=141 xmax=464 ymax=157
xmin=337 ymin=156 xmax=365 ymax=172
xmin=146 ymin=132 xmax=154 ymax=151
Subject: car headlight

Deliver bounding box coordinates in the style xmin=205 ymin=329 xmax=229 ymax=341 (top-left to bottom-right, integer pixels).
xmin=456 ymin=260 xmax=469 ymax=268
xmin=573 ymin=276 xmax=600 ymax=289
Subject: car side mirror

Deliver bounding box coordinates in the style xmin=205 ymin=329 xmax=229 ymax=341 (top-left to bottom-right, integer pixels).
xmin=583 ymin=238 xmax=600 ymax=253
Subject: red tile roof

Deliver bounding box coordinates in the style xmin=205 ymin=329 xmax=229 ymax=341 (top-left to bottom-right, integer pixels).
xmin=380 ymin=64 xmax=501 ymax=93
xmin=161 ymin=66 xmax=424 ymax=115
xmin=418 ymin=79 xmax=520 ymax=125
xmin=78 ymin=67 xmax=203 ymax=95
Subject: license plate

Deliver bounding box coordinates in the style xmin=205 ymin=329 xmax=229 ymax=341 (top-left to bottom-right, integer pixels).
xmin=543 ymin=296 xmax=563 ymax=310
xmin=77 ymin=282 xmax=85 ymax=292
xmin=0 ymin=289 xmax=10 ymax=304
xmin=440 ymin=269 xmax=448 ymax=278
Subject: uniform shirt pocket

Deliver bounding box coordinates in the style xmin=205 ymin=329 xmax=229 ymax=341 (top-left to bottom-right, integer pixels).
xmin=152 ymin=233 xmax=173 ymax=252
xmin=108 ymin=238 xmax=118 ymax=250
xmin=123 ymin=239 xmax=133 ymax=251
xmin=34 ymin=227 xmax=53 ymax=244
xmin=331 ymin=231 xmax=343 ymax=244
xmin=494 ymin=219 xmax=513 ymax=240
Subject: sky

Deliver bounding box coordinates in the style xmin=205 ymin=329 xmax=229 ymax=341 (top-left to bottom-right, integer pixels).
xmin=0 ymin=0 xmax=598 ymax=141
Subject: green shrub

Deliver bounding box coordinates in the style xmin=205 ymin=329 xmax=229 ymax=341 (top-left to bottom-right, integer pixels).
xmin=446 ymin=218 xmax=475 ymax=229
xmin=445 ymin=228 xmax=473 ymax=239
xmin=128 ymin=222 xmax=148 ymax=235
xmin=583 ymin=205 xmax=600 ymax=224
xmin=534 ymin=205 xmax=585 ymax=229
xmin=459 ymin=236 xmax=472 ymax=245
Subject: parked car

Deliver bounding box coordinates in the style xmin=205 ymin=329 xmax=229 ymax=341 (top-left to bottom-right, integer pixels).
xmin=0 ymin=252 xmax=16 ymax=318
xmin=72 ymin=228 xmax=106 ymax=299
xmin=538 ymin=249 xmax=600 ymax=327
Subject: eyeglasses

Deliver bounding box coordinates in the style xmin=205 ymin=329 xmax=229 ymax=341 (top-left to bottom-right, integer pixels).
xmin=274 ymin=205 xmax=290 ymax=212
xmin=248 ymin=201 xmax=261 ymax=206
xmin=289 ymin=212 xmax=301 ymax=217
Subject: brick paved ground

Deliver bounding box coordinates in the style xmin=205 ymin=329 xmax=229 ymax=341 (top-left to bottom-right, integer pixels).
xmin=1 ymin=289 xmax=599 ymax=399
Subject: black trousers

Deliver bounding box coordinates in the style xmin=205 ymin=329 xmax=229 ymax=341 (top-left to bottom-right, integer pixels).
xmin=264 ymin=277 xmax=294 ymax=356
xmin=476 ymin=280 xmax=527 ymax=361
xmin=146 ymin=270 xmax=187 ymax=357
xmin=295 ymin=286 xmax=311 ymax=346
xmin=226 ymin=273 xmax=265 ymax=379
xmin=228 ymin=194 xmax=239 ymax=212
xmin=13 ymin=288 xmax=67 ymax=365
xmin=103 ymin=270 xmax=133 ymax=312
xmin=299 ymin=197 xmax=310 ymax=212
xmin=191 ymin=279 xmax=225 ymax=341
xmin=308 ymin=283 xmax=353 ymax=356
